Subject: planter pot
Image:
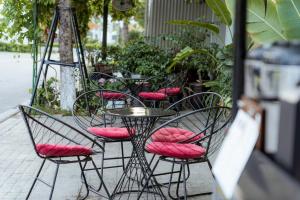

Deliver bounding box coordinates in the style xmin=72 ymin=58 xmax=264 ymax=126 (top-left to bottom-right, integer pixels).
xmin=130 ymin=73 xmax=142 ymax=79
xmin=94 ymin=63 xmax=113 ymax=74
xmin=189 ymin=82 xmax=202 ymax=93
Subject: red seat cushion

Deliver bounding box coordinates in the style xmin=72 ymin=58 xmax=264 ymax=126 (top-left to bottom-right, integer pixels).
xmin=146 ymin=142 xmax=206 ymax=159
xmin=87 ymin=127 xmax=135 ymax=139
xmin=157 ymin=87 xmax=181 ymax=96
xmin=96 ymin=92 xmax=126 ymax=100
xmin=138 ymin=92 xmax=167 ymax=100
xmin=36 ymin=144 xmax=92 ymax=157
xmin=151 ymin=128 xmax=204 ymax=143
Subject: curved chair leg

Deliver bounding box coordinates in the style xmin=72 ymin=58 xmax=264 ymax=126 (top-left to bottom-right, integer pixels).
xmin=207 ymin=159 xmax=215 ymax=179
xmin=167 ymin=162 xmax=182 ymax=200
xmin=186 ymin=163 xmax=191 ymax=180
xmin=90 ymin=159 xmax=111 ymax=199
xmin=26 ymin=159 xmax=46 ymax=200
xmin=155 ymin=160 xmax=190 ymax=187
xmin=81 ymin=140 xmax=96 ymax=180
xmin=175 ymin=164 xmax=183 ymax=199
xmin=77 ymin=156 xmax=90 ymax=200
xmin=97 ymin=142 xmax=106 ymax=191
xmin=49 ymin=164 xmax=60 ymax=200
xmin=182 ymin=163 xmax=187 ymax=200
xmin=174 ymin=162 xmax=212 ymax=199
xmin=121 ymin=141 xmax=126 ymax=171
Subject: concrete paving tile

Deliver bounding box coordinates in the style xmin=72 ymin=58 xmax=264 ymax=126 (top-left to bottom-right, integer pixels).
xmin=0 ymin=115 xmax=213 ymax=200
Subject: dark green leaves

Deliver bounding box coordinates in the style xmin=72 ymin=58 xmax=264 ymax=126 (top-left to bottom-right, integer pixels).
xmin=168 ymin=20 xmax=220 ymax=34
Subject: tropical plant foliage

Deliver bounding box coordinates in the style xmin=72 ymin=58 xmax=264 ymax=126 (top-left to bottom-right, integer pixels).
xmin=165 ymin=0 xmax=234 ymax=101
xmin=225 ymin=0 xmax=300 ymax=43
xmin=116 ymin=38 xmax=171 ymax=77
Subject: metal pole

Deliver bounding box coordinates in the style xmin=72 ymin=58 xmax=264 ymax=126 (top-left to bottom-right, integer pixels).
xmin=30 ymin=9 xmax=59 ymax=106
xmin=32 ymin=0 xmax=38 ymax=91
xmin=102 ymin=0 xmax=109 ymax=61
xmin=232 ymin=0 xmax=247 ymax=116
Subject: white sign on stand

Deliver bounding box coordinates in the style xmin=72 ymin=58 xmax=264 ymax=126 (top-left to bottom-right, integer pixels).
xmin=212 ymin=109 xmax=261 ymax=199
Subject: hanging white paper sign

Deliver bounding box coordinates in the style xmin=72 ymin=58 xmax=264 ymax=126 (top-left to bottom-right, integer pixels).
xmin=212 ymin=109 xmax=261 ymax=199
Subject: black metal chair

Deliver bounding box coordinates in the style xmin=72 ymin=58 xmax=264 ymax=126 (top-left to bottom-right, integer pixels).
xmin=148 ymin=92 xmax=223 ymax=184
xmin=138 ymin=74 xmax=185 ymax=108
xmin=72 ymin=89 xmax=146 ymax=191
xmin=140 ymin=107 xmax=232 ymax=200
xmin=19 ymin=105 xmax=110 ymax=200
xmin=161 ymin=92 xmax=223 ymax=124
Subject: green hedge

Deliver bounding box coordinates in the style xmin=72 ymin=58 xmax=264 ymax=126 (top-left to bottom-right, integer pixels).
xmin=0 ymin=42 xmax=32 ymax=53
xmin=0 ymin=42 xmax=103 ymax=53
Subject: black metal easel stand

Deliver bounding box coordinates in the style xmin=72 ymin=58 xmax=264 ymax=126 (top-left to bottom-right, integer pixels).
xmin=30 ymin=6 xmax=89 ymax=106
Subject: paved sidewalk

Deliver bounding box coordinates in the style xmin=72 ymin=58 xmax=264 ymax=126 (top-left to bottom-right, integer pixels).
xmin=0 ymin=114 xmax=213 ymax=200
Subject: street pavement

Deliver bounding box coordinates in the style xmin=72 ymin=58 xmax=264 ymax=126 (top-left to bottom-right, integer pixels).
xmin=0 ymin=114 xmax=213 ymax=200
xmin=0 ymin=53 xmax=32 ymax=114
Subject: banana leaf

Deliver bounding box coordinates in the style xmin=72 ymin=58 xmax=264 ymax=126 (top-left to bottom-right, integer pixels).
xmin=276 ymin=0 xmax=300 ymax=39
xmin=167 ymin=47 xmax=217 ymax=72
xmin=225 ymin=0 xmax=286 ymax=44
xmin=206 ymin=0 xmax=232 ymax=26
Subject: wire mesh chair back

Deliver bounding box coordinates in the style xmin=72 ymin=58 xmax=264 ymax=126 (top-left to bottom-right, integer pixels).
xmin=72 ymin=89 xmax=146 ymax=131
xmin=166 ymin=92 xmax=223 ymax=113
xmin=89 ymin=72 xmax=127 ymax=91
xmin=146 ymin=107 xmax=231 ymax=160
xmin=198 ymin=107 xmax=232 ymax=158
xmin=139 ymin=73 xmax=186 ymax=92
xmin=19 ymin=105 xmax=102 ymax=159
xmin=161 ymin=92 xmax=223 ymax=127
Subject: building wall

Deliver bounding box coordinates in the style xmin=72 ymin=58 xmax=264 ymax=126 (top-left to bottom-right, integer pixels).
xmin=144 ymin=0 xmax=227 ymax=47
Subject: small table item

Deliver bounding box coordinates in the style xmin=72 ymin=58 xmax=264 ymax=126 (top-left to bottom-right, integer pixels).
xmin=106 ymin=107 xmax=176 ymax=199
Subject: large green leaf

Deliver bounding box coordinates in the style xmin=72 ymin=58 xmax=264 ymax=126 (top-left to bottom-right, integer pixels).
xmin=168 ymin=20 xmax=220 ymax=34
xmin=225 ymin=0 xmax=286 ymax=44
xmin=167 ymin=47 xmax=218 ymax=72
xmin=276 ymin=0 xmax=300 ymax=39
xmin=247 ymin=0 xmax=286 ymax=43
xmin=206 ymin=0 xmax=232 ymax=26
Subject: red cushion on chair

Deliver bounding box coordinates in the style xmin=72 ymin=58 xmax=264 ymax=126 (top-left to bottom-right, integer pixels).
xmin=138 ymin=92 xmax=167 ymax=100
xmin=146 ymin=142 xmax=206 ymax=159
xmin=96 ymin=92 xmax=126 ymax=100
xmin=151 ymin=128 xmax=204 ymax=143
xmin=36 ymin=144 xmax=92 ymax=157
xmin=157 ymin=87 xmax=181 ymax=96
xmin=87 ymin=127 xmax=135 ymax=139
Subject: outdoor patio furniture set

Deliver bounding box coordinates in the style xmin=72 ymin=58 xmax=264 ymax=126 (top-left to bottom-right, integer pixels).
xmin=19 ymin=72 xmax=232 ymax=200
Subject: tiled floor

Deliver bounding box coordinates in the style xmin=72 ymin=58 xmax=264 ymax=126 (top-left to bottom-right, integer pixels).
xmin=0 ymin=114 xmax=213 ymax=200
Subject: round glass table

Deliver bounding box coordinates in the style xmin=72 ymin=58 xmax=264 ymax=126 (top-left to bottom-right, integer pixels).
xmin=105 ymin=107 xmax=176 ymax=199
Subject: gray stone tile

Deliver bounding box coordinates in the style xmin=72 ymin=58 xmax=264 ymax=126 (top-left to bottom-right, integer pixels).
xmin=0 ymin=114 xmax=213 ymax=200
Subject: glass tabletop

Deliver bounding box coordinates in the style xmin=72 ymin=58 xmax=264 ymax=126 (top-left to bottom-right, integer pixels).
xmin=105 ymin=107 xmax=176 ymax=118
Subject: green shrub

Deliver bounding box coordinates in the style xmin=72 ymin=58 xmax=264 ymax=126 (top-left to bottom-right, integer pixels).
xmin=116 ymin=38 xmax=171 ymax=77
xmin=0 ymin=42 xmax=32 ymax=53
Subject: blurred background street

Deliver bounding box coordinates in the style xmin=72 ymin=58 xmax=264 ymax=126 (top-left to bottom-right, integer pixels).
xmin=0 ymin=52 xmax=32 ymax=114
